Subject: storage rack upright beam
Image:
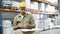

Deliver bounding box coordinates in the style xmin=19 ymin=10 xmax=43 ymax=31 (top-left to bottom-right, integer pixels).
xmin=0 ymin=0 xmax=3 ymax=34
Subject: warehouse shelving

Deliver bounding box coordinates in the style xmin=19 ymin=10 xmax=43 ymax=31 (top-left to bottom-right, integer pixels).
xmin=0 ymin=0 xmax=58 ymax=14
xmin=31 ymin=0 xmax=58 ymax=7
xmin=0 ymin=8 xmax=59 ymax=15
xmin=1 ymin=0 xmax=59 ymax=33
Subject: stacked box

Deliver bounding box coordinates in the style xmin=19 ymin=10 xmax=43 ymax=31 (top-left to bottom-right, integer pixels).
xmin=25 ymin=0 xmax=31 ymax=9
xmin=39 ymin=3 xmax=45 ymax=11
xmin=30 ymin=2 xmax=38 ymax=10
xmin=46 ymin=5 xmax=55 ymax=12
xmin=46 ymin=0 xmax=58 ymax=4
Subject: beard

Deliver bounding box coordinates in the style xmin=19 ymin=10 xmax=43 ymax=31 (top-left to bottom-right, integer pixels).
xmin=21 ymin=11 xmax=26 ymax=15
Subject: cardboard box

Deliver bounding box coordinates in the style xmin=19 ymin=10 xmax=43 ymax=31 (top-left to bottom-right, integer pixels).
xmin=3 ymin=27 xmax=14 ymax=34
xmin=46 ymin=5 xmax=55 ymax=12
xmin=25 ymin=0 xmax=31 ymax=9
xmin=46 ymin=0 xmax=58 ymax=4
xmin=32 ymin=14 xmax=40 ymax=20
xmin=39 ymin=3 xmax=45 ymax=11
xmin=30 ymin=2 xmax=38 ymax=10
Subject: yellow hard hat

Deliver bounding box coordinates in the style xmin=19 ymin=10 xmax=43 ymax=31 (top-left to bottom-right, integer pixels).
xmin=19 ymin=2 xmax=26 ymax=8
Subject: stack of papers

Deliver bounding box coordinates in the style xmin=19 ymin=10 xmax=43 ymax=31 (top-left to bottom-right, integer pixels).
xmin=15 ymin=28 xmax=43 ymax=32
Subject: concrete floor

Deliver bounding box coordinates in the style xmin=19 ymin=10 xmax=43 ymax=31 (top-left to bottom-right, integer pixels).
xmin=40 ymin=29 xmax=60 ymax=34
xmin=14 ymin=29 xmax=60 ymax=34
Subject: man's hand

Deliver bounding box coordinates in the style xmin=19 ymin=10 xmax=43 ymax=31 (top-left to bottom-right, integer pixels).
xmin=14 ymin=23 xmax=35 ymax=30
xmin=23 ymin=23 xmax=29 ymax=28
xmin=23 ymin=23 xmax=35 ymax=29
xmin=17 ymin=23 xmax=29 ymax=28
xmin=17 ymin=23 xmax=24 ymax=28
xmin=14 ymin=26 xmax=19 ymax=30
xmin=14 ymin=23 xmax=24 ymax=30
xmin=26 ymin=24 xmax=35 ymax=29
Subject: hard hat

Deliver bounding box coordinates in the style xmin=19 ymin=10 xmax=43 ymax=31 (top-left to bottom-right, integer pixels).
xmin=19 ymin=2 xmax=26 ymax=8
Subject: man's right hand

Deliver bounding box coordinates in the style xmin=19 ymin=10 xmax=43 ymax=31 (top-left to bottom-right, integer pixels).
xmin=17 ymin=23 xmax=24 ymax=28
xmin=14 ymin=23 xmax=24 ymax=30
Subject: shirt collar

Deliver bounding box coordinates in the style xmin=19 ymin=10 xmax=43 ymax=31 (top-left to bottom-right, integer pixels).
xmin=19 ymin=13 xmax=28 ymax=18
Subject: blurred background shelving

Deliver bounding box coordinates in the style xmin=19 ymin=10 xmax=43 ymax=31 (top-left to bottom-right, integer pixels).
xmin=1 ymin=0 xmax=60 ymax=30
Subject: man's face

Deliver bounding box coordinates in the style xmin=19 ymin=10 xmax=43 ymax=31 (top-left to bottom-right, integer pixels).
xmin=20 ymin=7 xmax=26 ymax=15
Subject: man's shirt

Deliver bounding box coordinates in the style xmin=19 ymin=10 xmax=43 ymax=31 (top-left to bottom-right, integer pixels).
xmin=13 ymin=13 xmax=35 ymax=26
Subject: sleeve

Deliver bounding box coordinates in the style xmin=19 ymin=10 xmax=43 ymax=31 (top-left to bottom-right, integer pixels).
xmin=28 ymin=15 xmax=36 ymax=28
xmin=29 ymin=15 xmax=35 ymax=25
xmin=13 ymin=16 xmax=17 ymax=26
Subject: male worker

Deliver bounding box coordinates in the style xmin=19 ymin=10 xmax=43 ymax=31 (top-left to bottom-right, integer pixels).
xmin=13 ymin=2 xmax=35 ymax=30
